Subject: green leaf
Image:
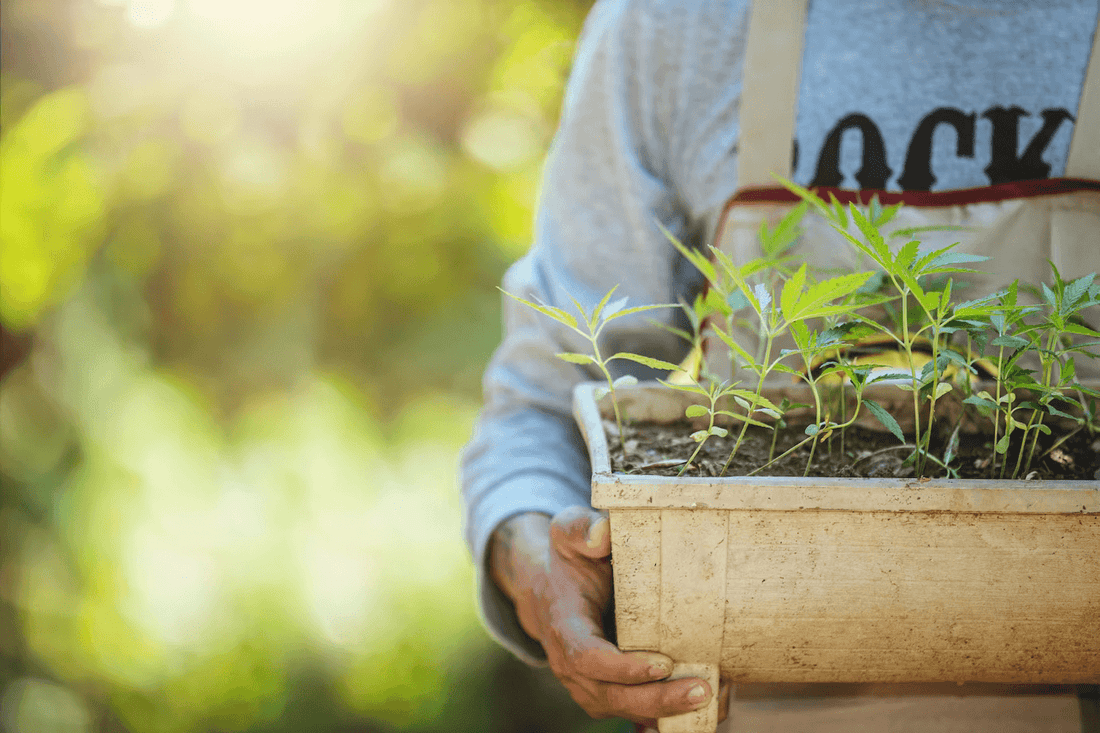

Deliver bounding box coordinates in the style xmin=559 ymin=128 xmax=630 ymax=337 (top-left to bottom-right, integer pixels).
xmin=1041 ymin=282 xmax=1057 ymax=309
xmin=990 ymin=335 xmax=1029 ymax=349
xmin=895 ymin=239 xmax=920 ymax=270
xmin=610 ymin=352 xmax=682 ymax=371
xmin=780 ymin=263 xmax=807 ymax=320
xmin=995 ymin=433 xmax=1011 ymax=454
xmin=709 ymin=426 xmax=729 ymax=438
xmin=711 ymin=325 xmax=756 ymax=368
xmin=685 ymin=404 xmax=709 ymax=418
xmin=849 ymin=205 xmax=891 ymax=265
xmin=1045 ymin=405 xmax=1080 ymax=421
xmin=963 ymin=394 xmax=999 ymax=410
xmin=1061 ymin=273 xmax=1094 ymax=315
xmin=1064 ymin=322 xmax=1100 ymax=339
xmin=713 ymin=410 xmax=770 ymax=428
xmin=690 ymin=430 xmax=710 ymax=443
xmin=661 ymin=222 xmax=718 ymax=284
xmin=931 ymin=382 xmax=952 ymax=400
xmin=922 ymin=249 xmax=989 ymax=272
xmin=805 ymin=423 xmax=820 ymax=436
xmin=864 ymin=399 xmax=906 ymax=443
xmin=603 ymin=303 xmax=675 ymax=322
xmin=658 ymin=378 xmax=708 ymax=395
xmin=557 ymin=352 xmax=596 ymax=365
xmin=501 ymin=289 xmax=579 ymax=330
xmin=591 ymin=286 xmax=620 ymax=322
xmin=727 ymin=389 xmax=781 ymax=413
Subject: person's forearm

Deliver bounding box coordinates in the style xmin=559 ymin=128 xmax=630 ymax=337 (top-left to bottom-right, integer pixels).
xmin=488 ymin=512 xmax=552 ymax=605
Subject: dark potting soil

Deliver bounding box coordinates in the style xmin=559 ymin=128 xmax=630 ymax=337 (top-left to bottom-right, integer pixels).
xmin=607 ymin=420 xmax=1100 ymax=481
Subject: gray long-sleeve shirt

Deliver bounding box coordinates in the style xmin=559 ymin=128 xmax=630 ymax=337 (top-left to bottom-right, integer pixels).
xmin=461 ymin=0 xmax=1099 ymax=664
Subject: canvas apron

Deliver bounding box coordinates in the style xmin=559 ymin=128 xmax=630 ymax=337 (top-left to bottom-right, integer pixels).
xmin=691 ymin=1 xmax=1099 ymax=731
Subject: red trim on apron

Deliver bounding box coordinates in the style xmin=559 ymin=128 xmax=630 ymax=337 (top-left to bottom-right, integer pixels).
xmin=726 ymin=177 xmax=1100 ymax=208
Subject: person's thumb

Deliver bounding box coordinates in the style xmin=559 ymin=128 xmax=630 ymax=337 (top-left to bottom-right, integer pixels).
xmin=550 ymin=505 xmax=611 ymax=559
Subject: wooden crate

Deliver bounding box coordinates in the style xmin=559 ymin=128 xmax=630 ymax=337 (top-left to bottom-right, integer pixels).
xmin=573 ymin=382 xmax=1100 ymax=733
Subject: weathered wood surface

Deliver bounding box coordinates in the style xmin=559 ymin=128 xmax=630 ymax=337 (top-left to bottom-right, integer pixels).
xmin=575 ymin=382 xmax=1100 ymax=688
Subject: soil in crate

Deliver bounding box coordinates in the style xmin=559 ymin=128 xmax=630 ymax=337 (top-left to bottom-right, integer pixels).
xmin=609 ymin=420 xmax=1100 ymax=480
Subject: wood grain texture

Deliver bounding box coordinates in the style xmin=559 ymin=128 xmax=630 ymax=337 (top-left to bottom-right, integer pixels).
xmin=718 ymin=510 xmax=1100 ymax=682
xmin=576 ymin=380 xmax=1100 ymax=692
xmin=609 ymin=509 xmax=662 ymax=650
xmin=659 ymin=509 xmax=729 ymax=664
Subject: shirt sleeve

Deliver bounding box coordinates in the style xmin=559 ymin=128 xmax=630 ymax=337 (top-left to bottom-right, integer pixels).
xmin=459 ymin=0 xmax=745 ymax=664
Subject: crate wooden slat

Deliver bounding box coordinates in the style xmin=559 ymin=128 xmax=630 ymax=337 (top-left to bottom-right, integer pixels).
xmin=575 ymin=381 xmax=1099 ymax=730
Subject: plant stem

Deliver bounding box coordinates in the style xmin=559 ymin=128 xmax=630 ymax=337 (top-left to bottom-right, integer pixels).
xmin=678 ymin=394 xmax=717 ymax=477
xmin=721 ymin=331 xmax=775 ymax=476
xmin=899 ymin=289 xmax=925 ymax=477
xmin=591 ymin=339 xmax=625 ymax=449
xmin=991 ymin=343 xmax=1005 ymax=478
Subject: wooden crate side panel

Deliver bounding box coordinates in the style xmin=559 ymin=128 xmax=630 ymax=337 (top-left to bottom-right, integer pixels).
xmin=659 ymin=509 xmax=729 ymax=664
xmin=609 ymin=509 xmax=662 ymax=651
xmin=720 ymin=510 xmax=1100 ymax=683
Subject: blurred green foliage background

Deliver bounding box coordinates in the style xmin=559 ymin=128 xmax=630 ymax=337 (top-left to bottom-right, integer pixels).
xmin=0 ymin=0 xmax=626 ymax=731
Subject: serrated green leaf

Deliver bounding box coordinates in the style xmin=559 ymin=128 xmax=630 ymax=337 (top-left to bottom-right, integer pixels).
xmin=610 ymin=352 xmax=682 ymax=371
xmin=963 ymin=395 xmax=999 ymax=410
xmin=604 ymin=303 xmax=675 ymax=322
xmin=1064 ymin=322 xmax=1100 ymax=338
xmin=895 ymin=239 xmax=920 ymax=270
xmin=923 ymin=249 xmax=989 ymax=272
xmin=1045 ymin=405 xmax=1079 ymax=421
xmin=713 ymin=411 xmax=770 ymax=428
xmin=727 ymin=389 xmax=781 ymax=413
xmin=781 ymin=263 xmax=807 ymax=320
xmin=990 ymin=335 xmax=1029 ymax=349
xmin=1061 ymin=273 xmax=1094 ymax=315
xmin=501 ymin=289 xmax=579 ymax=330
xmin=864 ymin=399 xmax=906 ymax=443
xmin=712 ymin=324 xmax=756 ymax=368
xmin=601 ymin=295 xmax=630 ymax=321
xmin=592 ymin=287 xmax=621 ymax=322
xmin=661 ymin=221 xmax=718 ymax=283
xmin=1042 ymin=282 xmax=1057 ymax=308
xmin=557 ymin=352 xmax=596 ymax=365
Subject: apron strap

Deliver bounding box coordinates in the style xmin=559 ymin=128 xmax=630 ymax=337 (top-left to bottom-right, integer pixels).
xmin=1066 ymin=22 xmax=1100 ymax=179
xmin=736 ymin=0 xmax=810 ymax=188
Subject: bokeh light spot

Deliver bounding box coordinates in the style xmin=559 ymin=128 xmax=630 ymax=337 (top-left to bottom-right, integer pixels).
xmin=461 ymin=110 xmax=542 ymax=171
xmin=0 ymin=678 xmax=91 ymax=733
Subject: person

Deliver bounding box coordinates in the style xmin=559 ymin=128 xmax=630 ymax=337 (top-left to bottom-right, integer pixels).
xmin=461 ymin=0 xmax=1100 ymax=729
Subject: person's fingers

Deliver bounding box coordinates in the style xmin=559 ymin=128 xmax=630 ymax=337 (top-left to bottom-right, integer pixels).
xmin=552 ymin=623 xmax=674 ymax=684
xmin=584 ymin=676 xmax=714 ymax=724
xmin=551 ymin=506 xmax=611 ymax=559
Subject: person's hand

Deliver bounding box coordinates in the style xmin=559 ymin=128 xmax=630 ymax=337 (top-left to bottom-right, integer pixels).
xmin=489 ymin=507 xmax=728 ymax=727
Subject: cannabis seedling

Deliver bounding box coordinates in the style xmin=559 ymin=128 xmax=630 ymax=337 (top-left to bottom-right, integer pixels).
xmin=501 ymin=285 xmax=675 ymax=451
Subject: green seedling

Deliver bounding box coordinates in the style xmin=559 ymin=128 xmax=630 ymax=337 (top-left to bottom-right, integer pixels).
xmin=501 ymin=285 xmax=676 ymax=452
xmin=660 ymin=377 xmax=770 ymax=476
xmin=782 ymin=179 xmax=1005 ymax=477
